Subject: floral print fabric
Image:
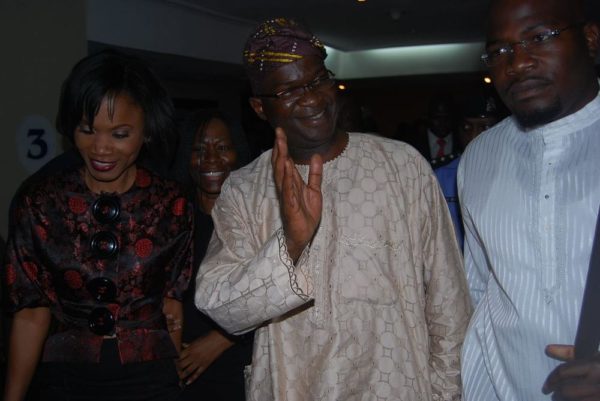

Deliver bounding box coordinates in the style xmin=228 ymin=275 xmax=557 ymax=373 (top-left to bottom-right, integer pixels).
xmin=4 ymin=167 xmax=193 ymax=363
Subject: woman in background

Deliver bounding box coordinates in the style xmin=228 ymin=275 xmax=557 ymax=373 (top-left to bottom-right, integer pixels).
xmin=172 ymin=110 xmax=252 ymax=401
xmin=3 ymin=50 xmax=193 ymax=401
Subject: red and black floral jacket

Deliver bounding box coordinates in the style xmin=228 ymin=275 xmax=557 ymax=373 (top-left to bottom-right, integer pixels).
xmin=4 ymin=167 xmax=193 ymax=363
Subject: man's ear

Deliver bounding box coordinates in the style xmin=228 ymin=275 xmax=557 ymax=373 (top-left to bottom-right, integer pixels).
xmin=249 ymin=97 xmax=268 ymax=121
xmin=583 ymin=21 xmax=600 ymax=60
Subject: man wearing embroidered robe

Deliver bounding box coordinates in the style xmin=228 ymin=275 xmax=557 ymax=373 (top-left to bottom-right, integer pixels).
xmin=195 ymin=18 xmax=471 ymax=401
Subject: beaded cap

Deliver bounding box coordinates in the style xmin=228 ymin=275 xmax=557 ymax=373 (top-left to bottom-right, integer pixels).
xmin=243 ymin=18 xmax=326 ymax=89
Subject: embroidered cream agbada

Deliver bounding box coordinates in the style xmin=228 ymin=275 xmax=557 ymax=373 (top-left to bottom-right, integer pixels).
xmin=196 ymin=133 xmax=471 ymax=401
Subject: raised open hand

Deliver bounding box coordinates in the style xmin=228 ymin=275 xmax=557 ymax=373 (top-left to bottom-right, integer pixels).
xmin=271 ymin=127 xmax=323 ymax=262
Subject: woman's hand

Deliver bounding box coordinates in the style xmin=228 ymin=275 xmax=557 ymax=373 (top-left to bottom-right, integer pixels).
xmin=178 ymin=330 xmax=234 ymax=385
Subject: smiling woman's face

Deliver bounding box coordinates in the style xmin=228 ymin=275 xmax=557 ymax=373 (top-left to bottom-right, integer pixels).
xmin=74 ymin=93 xmax=145 ymax=194
xmin=189 ymin=117 xmax=238 ymax=196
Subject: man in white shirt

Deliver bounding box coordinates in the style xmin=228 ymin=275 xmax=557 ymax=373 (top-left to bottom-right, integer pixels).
xmin=458 ymin=0 xmax=600 ymax=400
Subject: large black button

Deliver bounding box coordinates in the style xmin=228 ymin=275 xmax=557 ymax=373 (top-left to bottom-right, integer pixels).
xmin=87 ymin=277 xmax=117 ymax=303
xmin=90 ymin=231 xmax=119 ymax=259
xmin=88 ymin=307 xmax=115 ymax=335
xmin=92 ymin=196 xmax=120 ymax=224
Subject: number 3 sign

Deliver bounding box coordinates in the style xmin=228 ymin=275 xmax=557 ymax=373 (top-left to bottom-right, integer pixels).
xmin=16 ymin=115 xmax=58 ymax=173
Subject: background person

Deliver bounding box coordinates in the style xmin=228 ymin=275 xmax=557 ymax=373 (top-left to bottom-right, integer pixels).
xmin=433 ymin=93 xmax=499 ymax=249
xmin=404 ymin=94 xmax=460 ymax=162
xmin=170 ymin=110 xmax=252 ymax=401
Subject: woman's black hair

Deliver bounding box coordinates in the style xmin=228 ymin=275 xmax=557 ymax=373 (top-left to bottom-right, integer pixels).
xmin=55 ymin=50 xmax=177 ymax=173
xmin=170 ymin=109 xmax=250 ymax=187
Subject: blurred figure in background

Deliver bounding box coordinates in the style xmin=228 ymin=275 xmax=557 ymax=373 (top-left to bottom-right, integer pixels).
xmin=336 ymin=95 xmax=380 ymax=135
xmin=457 ymin=95 xmax=500 ymax=150
xmin=433 ymin=93 xmax=499 ymax=249
xmin=405 ymin=94 xmax=460 ymax=161
xmin=170 ymin=110 xmax=252 ymax=401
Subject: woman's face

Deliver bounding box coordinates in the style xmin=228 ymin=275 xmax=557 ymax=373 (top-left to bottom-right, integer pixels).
xmin=74 ymin=94 xmax=145 ymax=194
xmin=189 ymin=118 xmax=238 ymax=195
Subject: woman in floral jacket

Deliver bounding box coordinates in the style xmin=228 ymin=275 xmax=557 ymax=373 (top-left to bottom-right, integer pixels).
xmin=3 ymin=50 xmax=193 ymax=401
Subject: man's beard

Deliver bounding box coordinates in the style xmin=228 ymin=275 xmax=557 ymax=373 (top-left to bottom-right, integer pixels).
xmin=513 ymin=97 xmax=562 ymax=129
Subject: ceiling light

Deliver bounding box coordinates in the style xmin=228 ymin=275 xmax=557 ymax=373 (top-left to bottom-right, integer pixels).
xmin=483 ymin=76 xmax=492 ymax=84
xmin=338 ymin=84 xmax=347 ymax=90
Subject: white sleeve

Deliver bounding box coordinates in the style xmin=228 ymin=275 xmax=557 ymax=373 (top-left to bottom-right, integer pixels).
xmin=457 ymin=156 xmax=489 ymax=307
xmin=194 ymin=182 xmax=313 ymax=335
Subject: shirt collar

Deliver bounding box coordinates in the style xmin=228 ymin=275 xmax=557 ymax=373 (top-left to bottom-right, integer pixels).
xmin=517 ymin=82 xmax=600 ymax=140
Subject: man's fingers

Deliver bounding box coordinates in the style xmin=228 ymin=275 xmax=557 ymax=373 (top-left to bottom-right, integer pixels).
xmin=275 ymin=127 xmax=287 ymax=143
xmin=282 ymin=159 xmax=299 ymax=210
xmin=275 ymin=127 xmax=289 ymax=160
xmin=560 ymin=383 xmax=600 ymax=400
xmin=271 ymin=135 xmax=278 ymax=162
xmin=272 ymin=127 xmax=288 ymax=192
xmin=544 ymin=368 xmax=600 ymax=398
xmin=543 ymin=352 xmax=600 ymax=395
xmin=308 ymin=153 xmax=323 ymax=191
xmin=543 ymin=344 xmax=576 ymax=393
xmin=546 ymin=344 xmax=575 ymax=362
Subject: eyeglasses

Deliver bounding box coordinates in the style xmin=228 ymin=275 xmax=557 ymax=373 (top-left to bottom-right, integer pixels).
xmin=256 ymin=70 xmax=336 ymax=102
xmin=88 ymin=195 xmax=121 ymax=335
xmin=481 ymin=23 xmax=582 ymax=67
